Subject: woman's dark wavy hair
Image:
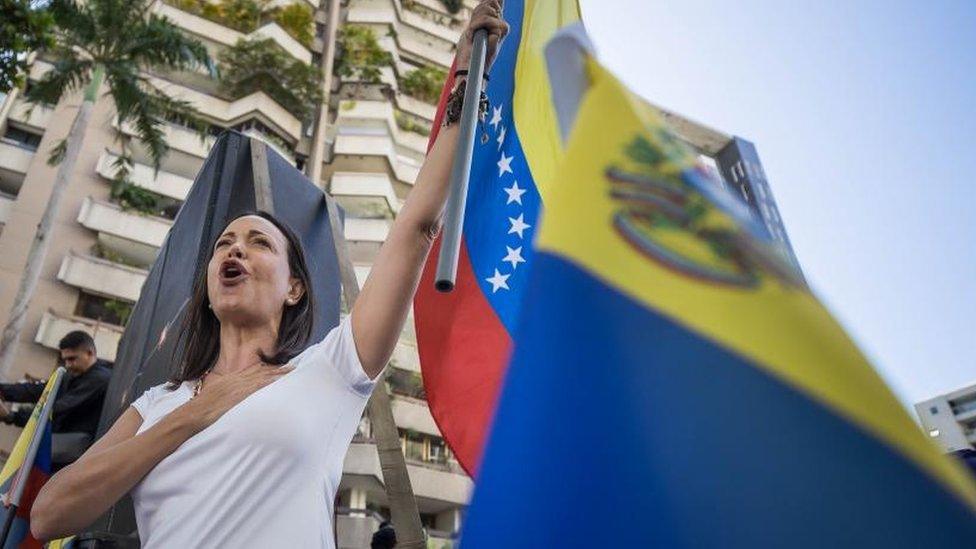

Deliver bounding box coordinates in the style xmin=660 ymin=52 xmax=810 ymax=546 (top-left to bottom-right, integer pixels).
xmin=168 ymin=210 xmax=315 ymax=386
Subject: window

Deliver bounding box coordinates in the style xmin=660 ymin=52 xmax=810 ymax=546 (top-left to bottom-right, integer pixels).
xmin=930 ymin=406 xmax=939 ymax=415
xmin=398 ymin=428 xmax=453 ymax=467
xmin=402 ymin=430 xmax=425 ymax=462
xmin=2 ymin=126 xmax=42 ymax=151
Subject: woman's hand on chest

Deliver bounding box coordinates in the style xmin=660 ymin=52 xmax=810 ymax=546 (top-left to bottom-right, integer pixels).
xmin=177 ymin=362 xmax=294 ymax=434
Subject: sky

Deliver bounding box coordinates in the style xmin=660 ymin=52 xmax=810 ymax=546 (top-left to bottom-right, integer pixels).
xmin=577 ymin=0 xmax=976 ymax=407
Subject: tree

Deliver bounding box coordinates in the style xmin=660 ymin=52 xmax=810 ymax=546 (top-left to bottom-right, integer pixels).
xmin=0 ymin=0 xmax=213 ymax=378
xmin=218 ymin=38 xmax=321 ymax=120
xmin=399 ymin=65 xmax=447 ymax=104
xmin=0 ymin=0 xmax=54 ymax=92
xmin=335 ymin=25 xmax=392 ymax=85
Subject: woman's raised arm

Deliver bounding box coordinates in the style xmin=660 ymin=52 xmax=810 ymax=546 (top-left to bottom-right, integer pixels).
xmin=350 ymin=0 xmax=509 ymax=378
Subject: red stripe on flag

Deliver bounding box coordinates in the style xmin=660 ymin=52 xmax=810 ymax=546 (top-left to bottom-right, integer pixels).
xmin=415 ymin=236 xmax=511 ymax=476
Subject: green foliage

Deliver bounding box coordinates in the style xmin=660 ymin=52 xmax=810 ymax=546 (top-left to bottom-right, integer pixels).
xmin=439 ymin=0 xmax=462 ymax=15
xmin=91 ymin=242 xmax=140 ymax=268
xmin=395 ymin=111 xmax=430 ymax=137
xmin=335 ymin=25 xmax=392 ymax=84
xmin=103 ymin=298 xmax=133 ymax=326
xmin=399 ymin=65 xmax=446 ymax=104
xmin=170 ymin=0 xmax=312 ymax=47
xmin=0 ymin=0 xmax=54 ymax=92
xmin=110 ymin=177 xmax=164 ymax=216
xmin=25 ymin=0 xmax=213 ymax=169
xmin=170 ymin=0 xmax=268 ymax=33
xmin=270 ymin=2 xmax=313 ymax=47
xmin=218 ymin=38 xmax=321 ymax=120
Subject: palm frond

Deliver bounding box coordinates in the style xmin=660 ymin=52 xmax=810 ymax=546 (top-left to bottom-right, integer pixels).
xmin=24 ymin=54 xmax=94 ymax=106
xmin=106 ymin=65 xmax=209 ymax=171
xmin=47 ymin=0 xmax=98 ymax=52
xmin=47 ymin=138 xmax=68 ymax=166
xmin=105 ymin=65 xmax=168 ymax=169
xmin=127 ymin=14 xmax=214 ymax=75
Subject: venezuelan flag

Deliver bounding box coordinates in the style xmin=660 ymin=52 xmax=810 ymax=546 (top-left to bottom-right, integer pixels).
xmin=414 ymin=0 xmax=581 ymax=475
xmin=461 ymin=41 xmax=976 ymax=546
xmin=0 ymin=372 xmax=59 ymax=549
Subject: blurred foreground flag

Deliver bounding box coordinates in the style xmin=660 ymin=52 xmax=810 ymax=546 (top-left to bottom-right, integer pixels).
xmin=415 ymin=0 xmax=580 ymax=475
xmin=462 ymin=25 xmax=976 ymax=547
xmin=0 ymin=371 xmax=62 ymax=549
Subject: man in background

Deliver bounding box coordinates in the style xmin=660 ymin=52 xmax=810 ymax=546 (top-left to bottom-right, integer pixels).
xmin=0 ymin=330 xmax=112 ymax=470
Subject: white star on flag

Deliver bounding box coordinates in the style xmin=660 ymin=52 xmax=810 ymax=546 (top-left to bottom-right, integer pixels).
xmin=497 ymin=126 xmax=506 ymax=150
xmin=497 ymin=152 xmax=514 ymax=177
xmin=489 ymin=104 xmax=503 ymax=130
xmin=503 ymin=181 xmax=526 ymax=205
xmin=508 ymin=214 xmax=531 ymax=238
xmin=485 ymin=269 xmax=510 ymax=293
xmin=502 ymin=246 xmax=526 ymax=270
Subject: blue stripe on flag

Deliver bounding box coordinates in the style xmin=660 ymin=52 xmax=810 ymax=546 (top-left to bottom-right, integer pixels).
xmin=462 ymin=251 xmax=976 ymax=548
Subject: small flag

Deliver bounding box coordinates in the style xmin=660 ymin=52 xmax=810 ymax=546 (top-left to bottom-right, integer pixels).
xmin=0 ymin=371 xmax=62 ymax=549
xmin=461 ymin=28 xmax=976 ymax=547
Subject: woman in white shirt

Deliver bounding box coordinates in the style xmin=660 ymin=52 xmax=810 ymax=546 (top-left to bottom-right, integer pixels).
xmin=30 ymin=2 xmax=508 ymax=545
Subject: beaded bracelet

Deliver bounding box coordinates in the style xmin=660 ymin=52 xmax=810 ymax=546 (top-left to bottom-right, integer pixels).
xmin=453 ymin=69 xmax=490 ymax=82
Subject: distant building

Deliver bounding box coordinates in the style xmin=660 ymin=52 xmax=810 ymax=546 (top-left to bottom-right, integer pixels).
xmin=915 ymin=383 xmax=976 ymax=453
xmin=654 ymin=105 xmax=803 ymax=277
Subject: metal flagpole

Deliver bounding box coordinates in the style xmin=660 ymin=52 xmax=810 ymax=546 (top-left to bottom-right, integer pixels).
xmin=433 ymin=29 xmax=490 ymax=292
xmin=0 ymin=367 xmax=67 ymax=546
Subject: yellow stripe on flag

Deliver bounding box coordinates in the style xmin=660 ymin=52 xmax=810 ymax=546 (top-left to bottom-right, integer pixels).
xmin=536 ymin=57 xmax=976 ymax=509
xmin=512 ymin=0 xmax=581 ymax=202
xmin=0 ymin=371 xmax=60 ymax=487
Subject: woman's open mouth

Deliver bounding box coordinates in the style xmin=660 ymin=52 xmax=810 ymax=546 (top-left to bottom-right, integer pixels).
xmin=219 ymin=259 xmax=250 ymax=286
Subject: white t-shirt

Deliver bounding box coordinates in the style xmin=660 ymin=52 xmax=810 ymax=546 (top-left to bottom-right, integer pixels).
xmin=130 ymin=316 xmax=375 ymax=549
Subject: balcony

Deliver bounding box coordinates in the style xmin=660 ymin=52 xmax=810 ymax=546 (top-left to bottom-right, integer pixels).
xmin=329 ymin=171 xmax=400 ymax=218
xmin=391 ymin=394 xmax=440 ymax=436
xmin=56 ymin=251 xmax=148 ymax=303
xmin=0 ymin=191 xmax=13 ymax=226
xmin=267 ymin=0 xmax=318 ymax=10
xmin=0 ymin=139 xmax=36 ymax=193
xmin=336 ymin=99 xmax=428 ymax=156
xmin=347 ymin=4 xmax=456 ymax=68
xmin=391 ymin=338 xmax=420 ymax=372
xmin=7 ymin=98 xmax=54 ymax=130
xmin=333 ymin=133 xmax=422 ymax=185
xmin=157 ymin=3 xmax=312 ymax=65
xmin=343 ymin=442 xmax=472 ymax=505
xmin=77 ymin=197 xmax=172 ymax=267
xmin=396 ymin=93 xmax=436 ymax=122
xmin=35 ymin=310 xmax=123 ymax=362
xmin=343 ymin=217 xmax=391 ymax=263
xmin=96 ymin=150 xmax=194 ymax=202
xmin=336 ymin=512 xmax=382 ymax=549
xmin=147 ymin=77 xmax=303 ymax=142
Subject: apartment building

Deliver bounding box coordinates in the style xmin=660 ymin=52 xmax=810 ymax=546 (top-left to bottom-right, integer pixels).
xmin=0 ymin=0 xmax=474 ymax=546
xmin=916 ymin=383 xmax=976 ymax=454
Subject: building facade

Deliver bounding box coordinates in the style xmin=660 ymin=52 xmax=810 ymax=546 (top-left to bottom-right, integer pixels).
xmin=916 ymin=383 xmax=976 ymax=453
xmin=0 ymin=0 xmax=474 ymax=547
